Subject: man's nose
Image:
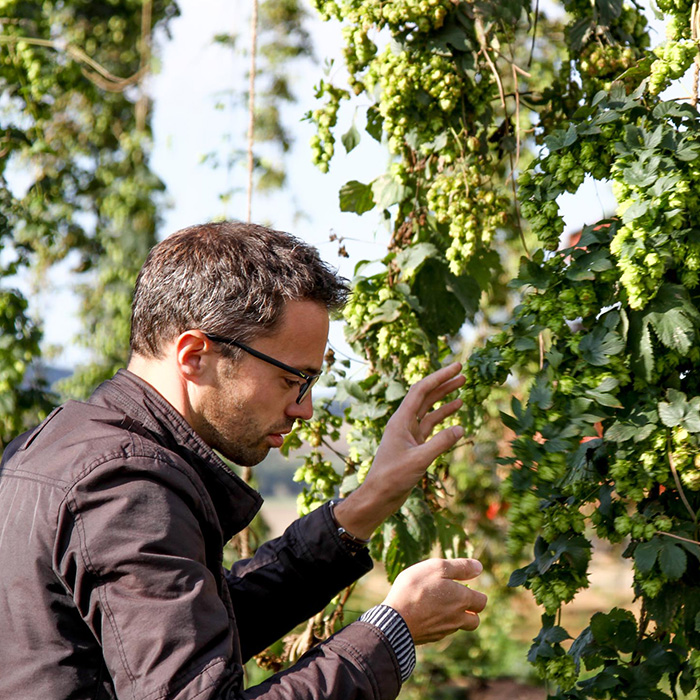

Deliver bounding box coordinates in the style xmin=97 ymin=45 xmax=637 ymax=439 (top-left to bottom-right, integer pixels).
xmin=285 ymin=393 xmax=314 ymax=421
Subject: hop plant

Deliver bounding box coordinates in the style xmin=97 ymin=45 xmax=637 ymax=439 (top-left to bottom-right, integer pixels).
xmin=649 ymin=39 xmax=698 ymax=95
xmin=427 ymin=170 xmax=508 ymax=274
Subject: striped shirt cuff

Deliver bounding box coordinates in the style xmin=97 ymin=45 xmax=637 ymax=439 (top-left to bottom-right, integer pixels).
xmin=359 ymin=604 xmax=416 ymax=682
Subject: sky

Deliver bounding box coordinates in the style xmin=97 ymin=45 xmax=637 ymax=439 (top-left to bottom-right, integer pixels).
xmin=37 ymin=0 xmax=682 ymax=368
xmin=43 ymin=0 xmax=391 ymax=367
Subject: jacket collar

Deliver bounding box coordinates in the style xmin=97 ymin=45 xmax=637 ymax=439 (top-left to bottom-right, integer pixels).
xmin=91 ymin=369 xmax=263 ymax=540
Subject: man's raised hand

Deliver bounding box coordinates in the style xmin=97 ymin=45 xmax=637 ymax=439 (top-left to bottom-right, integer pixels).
xmin=334 ymin=362 xmax=465 ymax=539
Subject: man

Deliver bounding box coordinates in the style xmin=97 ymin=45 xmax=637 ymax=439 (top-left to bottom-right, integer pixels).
xmin=0 ymin=221 xmax=486 ymax=699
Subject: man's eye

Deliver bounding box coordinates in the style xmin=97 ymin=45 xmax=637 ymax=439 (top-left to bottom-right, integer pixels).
xmin=284 ymin=377 xmax=303 ymax=389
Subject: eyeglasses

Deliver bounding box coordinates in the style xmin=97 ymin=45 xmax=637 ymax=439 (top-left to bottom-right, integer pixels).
xmin=204 ymin=334 xmax=321 ymax=404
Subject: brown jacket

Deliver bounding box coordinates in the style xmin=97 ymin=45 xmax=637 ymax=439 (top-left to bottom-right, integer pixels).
xmin=0 ymin=370 xmax=403 ymax=699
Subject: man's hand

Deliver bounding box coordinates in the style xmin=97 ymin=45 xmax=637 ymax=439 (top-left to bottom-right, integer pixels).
xmin=382 ymin=558 xmax=487 ymax=644
xmin=334 ymin=362 xmax=465 ymax=539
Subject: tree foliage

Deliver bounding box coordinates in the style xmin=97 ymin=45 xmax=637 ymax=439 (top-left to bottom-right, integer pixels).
xmin=0 ymin=0 xmax=178 ymax=413
xmin=298 ymin=0 xmax=700 ymax=696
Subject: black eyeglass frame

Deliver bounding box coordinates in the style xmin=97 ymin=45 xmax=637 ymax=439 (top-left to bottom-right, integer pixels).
xmin=205 ymin=334 xmax=321 ymax=404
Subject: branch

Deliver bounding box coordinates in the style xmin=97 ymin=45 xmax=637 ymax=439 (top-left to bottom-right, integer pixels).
xmin=0 ymin=34 xmax=145 ymax=92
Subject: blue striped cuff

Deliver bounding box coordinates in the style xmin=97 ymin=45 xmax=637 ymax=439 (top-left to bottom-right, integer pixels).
xmin=359 ymin=604 xmax=416 ymax=682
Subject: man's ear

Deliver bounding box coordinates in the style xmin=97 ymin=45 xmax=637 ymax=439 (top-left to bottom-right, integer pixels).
xmin=175 ymin=330 xmax=215 ymax=382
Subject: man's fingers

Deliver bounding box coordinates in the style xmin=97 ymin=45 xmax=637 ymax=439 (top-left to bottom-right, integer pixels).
xmin=412 ymin=424 xmax=464 ymax=466
xmin=401 ymin=362 xmax=463 ymax=415
xmin=417 ymin=397 xmax=463 ymax=440
xmin=439 ymin=557 xmax=484 ymax=583
xmin=460 ymin=611 xmax=481 ymax=632
xmin=416 ymin=372 xmax=466 ymax=418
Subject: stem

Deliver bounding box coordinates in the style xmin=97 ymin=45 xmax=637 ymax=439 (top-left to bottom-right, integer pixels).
xmin=667 ymin=443 xmax=698 ymax=524
xmin=512 ymin=61 xmax=522 ymax=170
xmin=136 ymin=0 xmax=153 ymax=133
xmin=656 ymin=531 xmax=700 ymax=546
xmin=246 ymin=0 xmax=259 ymax=224
xmin=692 ymin=1 xmax=700 ymax=109
xmin=238 ymin=0 xmax=261 ymax=559
xmin=528 ymin=0 xmax=540 ymax=68
xmin=475 ymin=15 xmax=531 ymax=260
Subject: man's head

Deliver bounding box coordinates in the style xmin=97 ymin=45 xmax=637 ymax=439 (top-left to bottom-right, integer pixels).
xmin=128 ymin=221 xmax=348 ymax=466
xmin=130 ymin=220 xmax=349 ymax=358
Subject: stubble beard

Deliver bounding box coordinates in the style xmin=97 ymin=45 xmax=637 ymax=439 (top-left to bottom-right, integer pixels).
xmin=194 ymin=394 xmax=295 ymax=468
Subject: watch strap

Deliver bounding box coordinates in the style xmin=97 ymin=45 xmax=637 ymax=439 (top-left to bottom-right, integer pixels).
xmin=328 ymin=499 xmax=371 ymax=554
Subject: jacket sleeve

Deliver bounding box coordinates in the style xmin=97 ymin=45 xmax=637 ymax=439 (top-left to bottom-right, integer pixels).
xmin=54 ymin=457 xmax=400 ymax=700
xmin=226 ymin=503 xmax=373 ymax=660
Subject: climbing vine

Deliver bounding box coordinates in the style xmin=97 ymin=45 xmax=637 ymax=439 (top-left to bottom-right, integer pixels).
xmin=297 ymin=0 xmax=700 ymax=696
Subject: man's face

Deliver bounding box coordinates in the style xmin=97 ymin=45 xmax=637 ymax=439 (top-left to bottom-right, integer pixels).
xmin=191 ymin=300 xmax=330 ymax=466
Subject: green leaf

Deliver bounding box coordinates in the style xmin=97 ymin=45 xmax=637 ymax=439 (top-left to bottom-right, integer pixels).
xmin=514 ymin=336 xmax=538 ymax=351
xmin=680 ymin=539 xmax=700 ymax=563
xmin=590 ymin=608 xmax=637 ymax=653
xmin=502 ymin=397 xmax=534 ymax=433
xmin=428 ymin=16 xmax=474 ymax=52
xmin=435 ymin=511 xmax=469 ymax=559
xmin=401 ymin=494 xmax=437 ymax=548
xmin=528 ymin=622 xmax=572 ymax=662
xmin=585 ymin=389 xmax=622 ymax=408
xmin=530 ymin=373 xmax=553 ymax=409
xmin=339 ymin=180 xmax=375 ymax=214
xmin=644 ymin=284 xmax=700 ymax=355
xmin=371 ymin=174 xmax=408 ymax=210
xmin=395 ymin=243 xmax=439 ymax=280
xmin=621 ymin=198 xmax=651 ymax=224
xmin=513 ymin=256 xmax=550 ymax=290
xmin=579 ymin=327 xmax=624 ymax=366
xmin=445 ymin=272 xmax=481 ymax=321
xmin=566 ymin=249 xmax=614 ymax=281
xmin=535 ymin=533 xmax=592 ymax=574
xmin=596 ymin=376 xmax=619 ymax=393
xmin=341 ymin=123 xmax=361 ymax=153
xmin=658 ymin=389 xmax=700 ymax=432
xmin=545 ymin=123 xmax=578 ymax=152
xmin=599 ymin=0 xmax=623 ymax=22
xmin=385 ymin=379 xmax=407 ymax=402
xmin=634 ymin=538 xmax=663 ymax=574
xmin=658 ymin=541 xmax=687 ymax=580
xmin=568 ymin=17 xmax=595 ymax=52
xmin=569 ymin=627 xmax=595 ymax=671
xmin=382 ymin=517 xmax=423 ymax=582
xmin=348 ymin=399 xmax=390 ymax=421
xmin=564 ymin=439 xmax=604 ymax=485
xmin=546 ymin=346 xmax=564 ymax=369
xmin=365 ymin=106 xmax=383 ymax=142
xmin=508 ymin=565 xmax=531 ymax=587
xmin=413 ymin=260 xmax=477 ymax=336
xmin=605 ymin=421 xmax=637 ymax=442
xmin=638 ymin=319 xmax=654 ymax=381
xmin=658 ymin=393 xmax=686 ymax=428
xmin=605 ymin=405 xmax=658 ymax=443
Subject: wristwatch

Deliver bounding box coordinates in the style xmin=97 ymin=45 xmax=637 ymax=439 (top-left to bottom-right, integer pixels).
xmin=328 ymin=499 xmax=372 ymax=554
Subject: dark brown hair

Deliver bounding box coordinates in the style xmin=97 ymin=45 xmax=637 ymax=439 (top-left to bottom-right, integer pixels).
xmin=130 ymin=221 xmax=349 ymax=358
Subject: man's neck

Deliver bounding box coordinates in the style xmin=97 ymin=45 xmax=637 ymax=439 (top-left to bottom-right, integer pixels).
xmin=127 ymin=353 xmax=190 ymax=423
